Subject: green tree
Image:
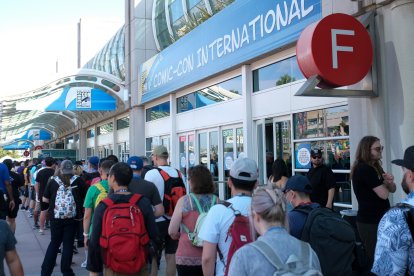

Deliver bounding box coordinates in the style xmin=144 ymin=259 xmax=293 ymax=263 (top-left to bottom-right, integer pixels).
xmin=276 ymin=74 xmax=295 ymax=86
xmin=0 ymin=148 xmax=21 ymax=159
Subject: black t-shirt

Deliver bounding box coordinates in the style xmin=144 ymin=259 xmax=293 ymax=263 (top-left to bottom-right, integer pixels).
xmin=9 ymin=170 xmax=22 ymax=201
xmin=128 ymin=177 xmax=162 ymax=206
xmin=43 ymin=176 xmax=87 ymax=220
xmin=87 ymin=193 xmax=159 ymax=273
xmin=35 ymin=167 xmax=55 ymax=199
xmin=307 ymin=165 xmax=336 ymax=207
xmin=352 ymin=163 xmax=389 ymax=224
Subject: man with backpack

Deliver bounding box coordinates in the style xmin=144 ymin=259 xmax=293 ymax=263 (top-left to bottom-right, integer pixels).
xmin=199 ymin=157 xmax=258 ymax=276
xmin=82 ymin=160 xmax=114 ymax=266
xmin=145 ymin=145 xmax=186 ymax=276
xmin=372 ymin=145 xmax=414 ymax=275
xmin=286 ymin=175 xmax=356 ymax=275
xmin=41 ymin=160 xmax=87 ymax=276
xmin=87 ymin=162 xmax=159 ymax=276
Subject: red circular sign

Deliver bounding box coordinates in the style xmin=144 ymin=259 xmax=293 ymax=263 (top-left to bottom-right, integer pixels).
xmin=34 ymin=145 xmax=43 ymax=150
xmin=296 ymin=13 xmax=373 ymax=88
xmin=23 ymin=150 xmax=30 ymax=157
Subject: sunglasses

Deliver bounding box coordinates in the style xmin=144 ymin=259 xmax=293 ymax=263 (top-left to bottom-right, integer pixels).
xmin=312 ymin=155 xmax=322 ymax=159
xmin=371 ymin=146 xmax=384 ymax=152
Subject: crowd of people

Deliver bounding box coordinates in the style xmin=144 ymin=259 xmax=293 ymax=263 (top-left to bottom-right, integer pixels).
xmin=1 ymin=138 xmax=414 ymax=275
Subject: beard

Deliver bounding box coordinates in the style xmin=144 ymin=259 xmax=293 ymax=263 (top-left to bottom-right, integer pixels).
xmin=402 ymin=174 xmax=410 ymax=194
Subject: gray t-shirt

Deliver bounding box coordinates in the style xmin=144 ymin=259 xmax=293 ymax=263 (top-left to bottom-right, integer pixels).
xmin=228 ymin=227 xmax=321 ymax=276
xmin=0 ymin=220 xmax=17 ymax=276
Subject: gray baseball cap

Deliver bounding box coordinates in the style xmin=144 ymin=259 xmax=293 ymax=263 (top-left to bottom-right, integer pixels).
xmin=230 ymin=157 xmax=258 ymax=182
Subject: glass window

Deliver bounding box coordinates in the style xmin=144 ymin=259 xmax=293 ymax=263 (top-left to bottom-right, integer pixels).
xmin=236 ymin=127 xmax=244 ymax=157
xmin=154 ymin=0 xmax=173 ymax=50
xmin=177 ymin=93 xmax=196 ymax=113
xmin=97 ymin=122 xmax=114 ymax=135
xmin=146 ymin=101 xmax=170 ymax=122
xmin=177 ymin=76 xmax=242 ymax=113
xmin=87 ymin=129 xmax=95 ymax=138
xmin=168 ymin=0 xmax=187 ymax=38
xmin=188 ymin=134 xmax=195 ymax=168
xmin=209 ymin=0 xmax=235 ymax=13
xmin=179 ymin=135 xmax=187 ymax=176
xmin=210 ymin=131 xmax=219 ymax=181
xmin=222 ymin=129 xmax=234 ymax=178
xmin=199 ymin=133 xmax=208 ymax=166
xmin=294 ymin=106 xmax=349 ymax=140
xmin=253 ymin=56 xmax=305 ymax=92
xmin=116 ymin=116 xmax=130 ymax=130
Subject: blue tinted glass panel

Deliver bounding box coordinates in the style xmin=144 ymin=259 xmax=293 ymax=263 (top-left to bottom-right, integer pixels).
xmin=253 ymin=56 xmax=306 ymax=92
xmin=146 ymin=101 xmax=170 ymax=122
xmin=177 ymin=93 xmax=196 ymax=113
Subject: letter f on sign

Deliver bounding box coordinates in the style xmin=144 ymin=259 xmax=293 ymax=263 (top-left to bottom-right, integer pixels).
xmin=331 ymin=29 xmax=355 ymax=69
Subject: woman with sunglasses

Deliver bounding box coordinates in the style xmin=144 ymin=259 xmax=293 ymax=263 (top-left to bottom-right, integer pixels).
xmin=228 ymin=187 xmax=322 ymax=275
xmin=351 ymin=135 xmax=396 ymax=270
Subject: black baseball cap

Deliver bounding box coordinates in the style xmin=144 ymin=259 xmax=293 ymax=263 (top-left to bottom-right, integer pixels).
xmin=283 ymin=175 xmax=313 ymax=194
xmin=392 ymin=145 xmax=414 ymax=171
xmin=311 ymin=149 xmax=322 ymax=157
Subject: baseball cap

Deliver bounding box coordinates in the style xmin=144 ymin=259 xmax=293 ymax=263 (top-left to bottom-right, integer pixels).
xmin=391 ymin=145 xmax=414 ymax=171
xmin=153 ymin=145 xmax=169 ymax=158
xmin=311 ymin=148 xmax=322 ymax=157
xmin=230 ymin=157 xmax=258 ymax=182
xmin=127 ymin=156 xmax=143 ymax=170
xmin=60 ymin=160 xmax=74 ymax=175
xmin=283 ymin=175 xmax=313 ymax=194
xmin=88 ymin=156 xmax=100 ymax=167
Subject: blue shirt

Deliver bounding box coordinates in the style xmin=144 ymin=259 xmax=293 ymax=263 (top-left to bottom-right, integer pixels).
xmin=0 ymin=163 xmax=10 ymax=193
xmin=372 ymin=192 xmax=414 ymax=275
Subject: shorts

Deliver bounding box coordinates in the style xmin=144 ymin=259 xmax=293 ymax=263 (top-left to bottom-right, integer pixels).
xmin=34 ymin=201 xmax=41 ymax=212
xmin=40 ymin=201 xmax=49 ymax=211
xmin=155 ymin=220 xmax=178 ymax=264
xmin=7 ymin=198 xmax=19 ymax=219
xmin=24 ymin=185 xmax=29 ymax=197
xmin=29 ymin=186 xmax=36 ymax=201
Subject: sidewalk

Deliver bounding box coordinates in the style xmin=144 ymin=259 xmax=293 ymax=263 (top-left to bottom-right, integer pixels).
xmin=7 ymin=209 xmax=167 ymax=276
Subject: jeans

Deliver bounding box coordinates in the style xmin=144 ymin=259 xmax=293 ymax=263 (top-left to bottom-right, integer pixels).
xmin=41 ymin=218 xmax=77 ymax=276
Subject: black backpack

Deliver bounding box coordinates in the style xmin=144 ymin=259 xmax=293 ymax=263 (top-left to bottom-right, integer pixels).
xmin=157 ymin=168 xmax=186 ymax=217
xmin=296 ymin=206 xmax=356 ymax=276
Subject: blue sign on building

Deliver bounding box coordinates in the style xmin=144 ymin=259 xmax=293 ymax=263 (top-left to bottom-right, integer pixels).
xmin=140 ymin=0 xmax=322 ymax=103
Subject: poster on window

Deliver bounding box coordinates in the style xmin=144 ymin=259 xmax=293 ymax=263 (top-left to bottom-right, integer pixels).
xmin=295 ymin=143 xmax=311 ymax=169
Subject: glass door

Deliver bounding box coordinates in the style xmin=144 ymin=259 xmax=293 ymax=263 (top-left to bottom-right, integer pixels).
xmin=222 ymin=126 xmax=243 ymax=199
xmin=178 ymin=133 xmax=195 ymax=178
xmin=198 ymin=130 xmax=219 ymax=182
xmin=273 ymin=117 xmax=292 ymax=176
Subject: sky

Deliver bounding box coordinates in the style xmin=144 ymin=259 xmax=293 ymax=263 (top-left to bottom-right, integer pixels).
xmin=0 ymin=0 xmax=125 ymax=97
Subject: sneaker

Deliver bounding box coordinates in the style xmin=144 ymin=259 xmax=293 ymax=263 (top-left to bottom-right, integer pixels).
xmin=33 ymin=223 xmax=39 ymax=229
xmin=81 ymin=260 xmax=87 ymax=268
xmin=20 ymin=206 xmax=25 ymax=210
xmin=28 ymin=213 xmax=33 ymax=218
xmin=73 ymin=246 xmax=78 ymax=254
xmin=39 ymin=229 xmax=44 ymax=235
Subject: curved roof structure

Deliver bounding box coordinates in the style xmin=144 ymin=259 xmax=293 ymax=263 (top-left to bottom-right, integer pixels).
xmin=0 ymin=68 xmax=126 ymax=146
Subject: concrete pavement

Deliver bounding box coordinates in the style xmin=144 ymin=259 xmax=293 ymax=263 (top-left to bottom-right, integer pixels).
xmin=5 ymin=208 xmax=167 ymax=276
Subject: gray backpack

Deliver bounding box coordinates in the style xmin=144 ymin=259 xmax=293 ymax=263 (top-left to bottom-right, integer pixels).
xmin=250 ymin=240 xmax=322 ymax=276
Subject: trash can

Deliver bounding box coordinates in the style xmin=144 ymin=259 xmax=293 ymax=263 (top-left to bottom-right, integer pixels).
xmin=340 ymin=209 xmax=361 ymax=242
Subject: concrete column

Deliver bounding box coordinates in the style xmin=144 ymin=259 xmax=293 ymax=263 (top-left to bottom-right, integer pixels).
xmin=241 ymin=65 xmax=254 ymax=159
xmin=79 ymin=128 xmax=87 ymax=160
xmin=386 ymin=0 xmax=414 ymax=202
xmin=169 ymin=94 xmax=177 ymax=168
xmin=129 ymin=106 xmax=145 ymax=156
xmin=112 ymin=117 xmax=118 ymax=157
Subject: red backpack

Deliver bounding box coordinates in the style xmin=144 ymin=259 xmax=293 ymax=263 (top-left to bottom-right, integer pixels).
xmin=219 ymin=201 xmax=253 ymax=276
xmin=157 ymin=168 xmax=186 ymax=216
xmin=100 ymin=194 xmax=149 ymax=274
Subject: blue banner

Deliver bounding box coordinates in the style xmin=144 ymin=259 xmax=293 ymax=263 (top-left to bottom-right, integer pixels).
xmin=3 ymin=140 xmax=34 ymax=150
xmin=140 ymin=0 xmax=321 ymax=103
xmin=19 ymin=129 xmax=52 ymax=141
xmin=45 ymin=87 xmax=116 ymax=111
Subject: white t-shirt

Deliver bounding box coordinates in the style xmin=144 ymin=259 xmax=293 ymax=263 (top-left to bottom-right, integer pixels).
xmin=144 ymin=166 xmax=187 ymax=222
xmin=198 ymin=195 xmax=252 ymax=276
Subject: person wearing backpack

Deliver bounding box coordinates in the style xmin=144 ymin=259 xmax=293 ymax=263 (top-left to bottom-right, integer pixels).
xmin=372 ymin=145 xmax=414 ymax=275
xmin=285 ymin=175 xmax=356 ymax=275
xmin=199 ymin=157 xmax=258 ymax=276
xmin=228 ymin=187 xmax=322 ymax=275
xmin=168 ymin=165 xmax=218 ymax=276
xmin=145 ymin=145 xmax=187 ymax=276
xmin=87 ymin=162 xmax=159 ymax=276
xmin=41 ymin=160 xmax=87 ymax=276
xmin=82 ymin=160 xmax=114 ymax=267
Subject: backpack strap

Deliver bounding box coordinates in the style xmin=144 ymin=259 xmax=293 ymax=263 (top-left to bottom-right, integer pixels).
xmin=95 ymin=182 xmax=106 ymax=194
xmin=129 ymin=193 xmax=142 ymax=205
xmin=190 ymin=193 xmax=203 ymax=213
xmin=101 ymin=197 xmax=115 ymax=208
xmin=251 ymin=240 xmax=312 ymax=273
xmin=156 ymin=168 xmax=170 ymax=182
